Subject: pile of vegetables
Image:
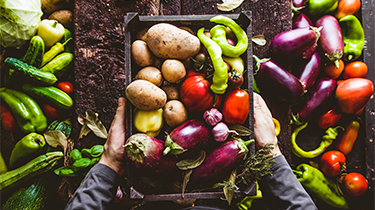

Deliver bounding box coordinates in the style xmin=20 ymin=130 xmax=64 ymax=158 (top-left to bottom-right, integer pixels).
xmin=252 ymin=0 xmax=373 ymax=209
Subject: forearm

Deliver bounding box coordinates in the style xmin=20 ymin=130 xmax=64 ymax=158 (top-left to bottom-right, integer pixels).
xmin=259 ymin=155 xmax=317 ymax=210
xmin=64 ymin=163 xmax=120 ymax=210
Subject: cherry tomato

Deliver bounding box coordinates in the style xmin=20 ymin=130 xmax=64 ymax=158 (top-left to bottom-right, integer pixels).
xmin=323 ymin=59 xmax=344 ymax=79
xmin=227 ymin=70 xmax=244 ymax=90
xmin=222 ymin=89 xmax=249 ymax=125
xmin=224 ymin=61 xmax=231 ymax=72
xmin=0 ymin=104 xmax=18 ymax=132
xmin=193 ymin=53 xmax=207 ymax=70
xmin=336 ymin=120 xmax=360 ymax=155
xmin=343 ymin=172 xmax=368 ymax=197
xmin=227 ymin=38 xmax=236 ymax=46
xmin=57 ymin=81 xmax=74 ymax=95
xmin=43 ymin=104 xmax=61 ymax=118
xmin=343 ymin=61 xmax=368 ymax=79
xmin=320 ymin=150 xmax=346 ymax=177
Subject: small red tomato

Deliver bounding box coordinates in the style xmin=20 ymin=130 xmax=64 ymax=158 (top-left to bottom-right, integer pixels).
xmin=57 ymin=81 xmax=74 ymax=95
xmin=227 ymin=70 xmax=244 ymax=90
xmin=227 ymin=38 xmax=236 ymax=46
xmin=344 ymin=172 xmax=368 ymax=197
xmin=320 ymin=150 xmax=346 ymax=177
xmin=222 ymin=89 xmax=249 ymax=125
xmin=317 ymin=108 xmax=342 ymax=129
xmin=0 ymin=104 xmax=18 ymax=132
xmin=224 ymin=61 xmax=231 ymax=72
xmin=342 ymin=61 xmax=368 ymax=79
xmin=43 ymin=104 xmax=60 ymax=118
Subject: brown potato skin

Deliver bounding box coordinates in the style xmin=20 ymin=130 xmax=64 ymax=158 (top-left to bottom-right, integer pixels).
xmin=146 ymin=23 xmax=201 ymax=60
xmin=136 ymin=28 xmax=149 ymax=42
xmin=135 ymin=66 xmax=163 ymax=86
xmin=163 ymin=100 xmax=188 ymax=127
xmin=161 ymin=85 xmax=179 ymax=100
xmin=126 ymin=80 xmax=167 ymax=111
xmin=131 ymin=40 xmax=154 ymax=67
xmin=161 ymin=59 xmax=186 ymax=83
xmin=48 ymin=10 xmax=73 ymax=28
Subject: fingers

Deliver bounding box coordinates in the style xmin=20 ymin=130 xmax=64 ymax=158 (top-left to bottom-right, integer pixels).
xmin=110 ymin=97 xmax=126 ymax=130
xmin=253 ymin=93 xmax=272 ymax=118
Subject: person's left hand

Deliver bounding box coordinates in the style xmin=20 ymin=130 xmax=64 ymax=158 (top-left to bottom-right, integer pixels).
xmin=99 ymin=97 xmax=126 ymax=176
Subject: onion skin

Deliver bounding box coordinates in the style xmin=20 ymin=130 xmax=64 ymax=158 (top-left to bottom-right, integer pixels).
xmin=292 ymin=52 xmax=322 ymax=92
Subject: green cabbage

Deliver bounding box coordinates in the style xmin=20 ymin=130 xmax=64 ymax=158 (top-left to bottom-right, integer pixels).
xmin=0 ymin=0 xmax=43 ymax=48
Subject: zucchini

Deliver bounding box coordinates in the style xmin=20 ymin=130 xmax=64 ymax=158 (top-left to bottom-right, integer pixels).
xmin=22 ymin=35 xmax=45 ymax=68
xmin=4 ymin=58 xmax=57 ymax=85
xmin=47 ymin=120 xmax=72 ymax=138
xmin=0 ymin=151 xmax=63 ymax=193
xmin=22 ymin=83 xmax=73 ymax=110
xmin=41 ymin=52 xmax=73 ymax=77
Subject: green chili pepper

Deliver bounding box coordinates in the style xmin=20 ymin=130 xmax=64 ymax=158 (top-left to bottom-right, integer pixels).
xmin=291 ymin=123 xmax=344 ymax=158
xmin=9 ymin=133 xmax=46 ymax=169
xmin=210 ymin=15 xmax=248 ymax=58
xmin=294 ymin=164 xmax=349 ymax=209
xmin=41 ymin=37 xmax=72 ymax=67
xmin=0 ymin=88 xmax=47 ymax=133
xmin=237 ymin=181 xmax=262 ymax=210
xmin=308 ymin=0 xmax=338 ymax=16
xmin=339 ymin=15 xmax=365 ymax=62
xmin=197 ymin=28 xmax=228 ymax=94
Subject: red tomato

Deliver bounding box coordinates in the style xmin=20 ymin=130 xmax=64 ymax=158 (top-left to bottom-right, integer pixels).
xmin=57 ymin=81 xmax=74 ymax=95
xmin=320 ymin=150 xmax=346 ymax=177
xmin=335 ymin=78 xmax=374 ymax=114
xmin=43 ymin=104 xmax=61 ymax=118
xmin=342 ymin=61 xmax=368 ymax=79
xmin=317 ymin=108 xmax=342 ymax=129
xmin=222 ymin=90 xmax=249 ymax=125
xmin=224 ymin=61 xmax=231 ymax=72
xmin=323 ymin=59 xmax=344 ymax=79
xmin=227 ymin=38 xmax=236 ymax=46
xmin=343 ymin=172 xmax=368 ymax=197
xmin=227 ymin=70 xmax=244 ymax=90
xmin=180 ymin=75 xmax=214 ymax=113
xmin=0 ymin=104 xmax=18 ymax=132
xmin=335 ymin=0 xmax=361 ymax=19
xmin=336 ymin=120 xmax=360 ymax=155
xmin=186 ymin=69 xmax=206 ymax=79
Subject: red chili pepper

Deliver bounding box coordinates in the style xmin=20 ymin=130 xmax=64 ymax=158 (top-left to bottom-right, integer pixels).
xmin=336 ymin=120 xmax=360 ymax=155
xmin=0 ymin=104 xmax=18 ymax=132
xmin=317 ymin=108 xmax=342 ymax=129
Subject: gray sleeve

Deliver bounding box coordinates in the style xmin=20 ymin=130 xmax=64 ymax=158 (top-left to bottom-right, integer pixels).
xmin=64 ymin=163 xmax=120 ymax=210
xmin=258 ymin=155 xmax=317 ymax=210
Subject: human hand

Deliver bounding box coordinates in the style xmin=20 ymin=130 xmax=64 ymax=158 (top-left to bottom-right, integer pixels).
xmin=253 ymin=93 xmax=282 ymax=157
xmin=99 ymin=97 xmax=126 ymax=176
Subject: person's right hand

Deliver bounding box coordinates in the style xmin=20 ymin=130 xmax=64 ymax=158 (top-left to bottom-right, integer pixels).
xmin=253 ymin=93 xmax=282 ymax=157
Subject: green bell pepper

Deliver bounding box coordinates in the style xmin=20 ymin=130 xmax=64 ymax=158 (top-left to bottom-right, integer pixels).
xmin=0 ymin=88 xmax=47 ymax=133
xmin=308 ymin=0 xmax=338 ymax=16
xmin=9 ymin=133 xmax=46 ymax=169
xmin=294 ymin=164 xmax=349 ymax=209
xmin=339 ymin=15 xmax=365 ymax=61
xmin=133 ymin=108 xmax=163 ymax=137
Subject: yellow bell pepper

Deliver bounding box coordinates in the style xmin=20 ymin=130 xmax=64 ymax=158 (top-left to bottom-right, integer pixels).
xmin=37 ymin=19 xmax=65 ymax=48
xmin=133 ymin=108 xmax=163 ymax=137
xmin=223 ymin=56 xmax=245 ymax=74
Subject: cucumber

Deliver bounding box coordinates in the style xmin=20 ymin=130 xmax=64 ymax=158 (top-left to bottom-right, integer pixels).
xmin=47 ymin=120 xmax=72 ymax=138
xmin=22 ymin=35 xmax=45 ymax=68
xmin=41 ymin=52 xmax=73 ymax=77
xmin=4 ymin=57 xmax=57 ymax=85
xmin=22 ymin=83 xmax=73 ymax=110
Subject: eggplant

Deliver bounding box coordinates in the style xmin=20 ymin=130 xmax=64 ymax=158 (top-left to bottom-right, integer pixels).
xmin=270 ymin=26 xmax=321 ymax=59
xmin=293 ymin=78 xmax=337 ymax=125
xmin=315 ymin=15 xmax=344 ymax=68
xmin=292 ymin=0 xmax=309 ymax=13
xmin=124 ymin=134 xmax=178 ymax=175
xmin=292 ymin=13 xmax=317 ymax=59
xmin=254 ymin=55 xmax=304 ymax=104
xmin=292 ymin=52 xmax=322 ymax=92
xmin=190 ymin=138 xmax=252 ymax=185
xmin=163 ymin=118 xmax=212 ymax=156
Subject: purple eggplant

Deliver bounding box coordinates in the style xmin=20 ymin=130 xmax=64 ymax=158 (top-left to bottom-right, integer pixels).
xmin=270 ymin=26 xmax=321 ymax=59
xmin=292 ymin=52 xmax=322 ymax=92
xmin=163 ymin=118 xmax=212 ymax=156
xmin=292 ymin=0 xmax=309 ymax=13
xmin=292 ymin=77 xmax=337 ymax=125
xmin=124 ymin=134 xmax=178 ymax=175
xmin=254 ymin=55 xmax=304 ymax=104
xmin=315 ymin=15 xmax=344 ymax=68
xmin=292 ymin=13 xmax=317 ymax=59
xmin=190 ymin=138 xmax=253 ymax=185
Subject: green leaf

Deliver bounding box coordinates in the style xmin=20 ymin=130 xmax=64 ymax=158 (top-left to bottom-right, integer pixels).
xmin=70 ymin=149 xmax=82 ymax=163
xmin=228 ymin=124 xmax=252 ymax=136
xmin=81 ymin=148 xmax=91 ymax=158
xmin=72 ymin=157 xmax=91 ymax=171
xmin=90 ymin=145 xmax=104 ymax=157
xmin=89 ymin=157 xmax=100 ymax=167
xmin=176 ymin=150 xmax=206 ymax=170
xmin=54 ymin=166 xmax=76 ymax=177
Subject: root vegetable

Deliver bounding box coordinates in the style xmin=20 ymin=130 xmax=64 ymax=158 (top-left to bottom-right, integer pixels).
xmin=163 ymin=100 xmax=188 ymax=128
xmin=48 ymin=10 xmax=73 ymax=29
xmin=135 ymin=66 xmax=163 ymax=86
xmin=131 ymin=40 xmax=154 ymax=67
xmin=161 ymin=59 xmax=186 ymax=84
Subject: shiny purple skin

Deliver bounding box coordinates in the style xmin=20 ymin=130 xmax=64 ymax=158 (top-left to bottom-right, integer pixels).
xmin=292 ymin=52 xmax=322 ymax=92
xmin=256 ymin=59 xmax=304 ymax=104
xmin=270 ymin=27 xmax=319 ymax=58
xmin=315 ymin=15 xmax=344 ymax=64
xmin=292 ymin=0 xmax=308 ymax=9
xmin=124 ymin=134 xmax=178 ymax=175
xmin=295 ymin=78 xmax=337 ymax=124
xmin=169 ymin=118 xmax=212 ymax=154
xmin=292 ymin=14 xmax=317 ymax=59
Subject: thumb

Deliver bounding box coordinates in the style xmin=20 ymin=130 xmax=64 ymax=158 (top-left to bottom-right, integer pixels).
xmin=111 ymin=97 xmax=126 ymax=128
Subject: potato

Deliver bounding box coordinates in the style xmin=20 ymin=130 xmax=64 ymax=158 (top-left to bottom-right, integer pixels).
xmin=163 ymin=100 xmax=188 ymax=127
xmin=136 ymin=28 xmax=149 ymax=42
xmin=153 ymin=57 xmax=164 ymax=69
xmin=48 ymin=10 xmax=73 ymax=29
xmin=179 ymin=26 xmax=194 ymax=35
xmin=126 ymin=80 xmax=167 ymax=111
xmin=161 ymin=84 xmax=179 ymax=100
xmin=41 ymin=0 xmax=67 ymax=14
xmin=146 ymin=23 xmax=201 ymax=60
xmin=135 ymin=66 xmax=163 ymax=86
xmin=161 ymin=59 xmax=186 ymax=83
xmin=131 ymin=40 xmax=154 ymax=67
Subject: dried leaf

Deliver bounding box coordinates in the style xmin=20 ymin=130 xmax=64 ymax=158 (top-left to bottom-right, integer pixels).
xmin=176 ymin=150 xmax=206 ymax=170
xmin=217 ymin=0 xmax=245 ymax=11
xmin=86 ymin=110 xmax=108 ymax=139
xmin=182 ymin=169 xmax=193 ymax=197
xmin=78 ymin=114 xmax=91 ymax=139
xmin=252 ymin=35 xmax=267 ymax=46
xmin=228 ymin=124 xmax=252 ymax=136
xmin=44 ymin=130 xmax=68 ymax=153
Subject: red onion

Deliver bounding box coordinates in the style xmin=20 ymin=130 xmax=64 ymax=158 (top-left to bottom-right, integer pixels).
xmin=212 ymin=122 xmax=239 ymax=142
xmin=203 ymin=108 xmax=223 ymax=126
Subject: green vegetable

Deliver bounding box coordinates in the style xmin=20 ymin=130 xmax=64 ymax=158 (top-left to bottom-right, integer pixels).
xmin=41 ymin=52 xmax=73 ymax=77
xmin=0 ymin=152 xmax=8 ymax=175
xmin=133 ymin=108 xmax=163 ymax=137
xmin=308 ymin=0 xmax=338 ymax=16
xmin=0 ymin=151 xmax=63 ymax=193
xmin=4 ymin=57 xmax=57 ymax=85
xmin=291 ymin=123 xmax=344 ymax=159
xmin=210 ymin=15 xmax=248 ymax=57
xmin=339 ymin=15 xmax=365 ymax=62
xmin=60 ymin=28 xmax=74 ymax=53
xmin=222 ymin=56 xmax=244 ymax=74
xmin=47 ymin=120 xmax=72 ymax=138
xmin=294 ymin=164 xmax=349 ymax=209
xmin=22 ymin=35 xmax=45 ymax=68
xmin=197 ymin=27 xmax=228 ymax=94
xmin=72 ymin=158 xmax=91 ymax=171
xmin=22 ymin=83 xmax=73 ymax=110
xmin=0 ymin=0 xmax=43 ymax=48
xmin=37 ymin=19 xmax=65 ymax=48
xmin=237 ymin=181 xmax=262 ymax=210
xmin=70 ymin=149 xmax=82 ymax=162
xmin=41 ymin=38 xmax=72 ymax=67
xmin=0 ymin=88 xmax=47 ymax=133
xmin=9 ymin=132 xmax=46 ymax=169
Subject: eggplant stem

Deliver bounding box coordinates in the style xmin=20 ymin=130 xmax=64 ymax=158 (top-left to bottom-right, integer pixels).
xmin=244 ymin=139 xmax=254 ymax=147
xmin=347 ymin=54 xmax=353 ymax=61
xmin=334 ymin=59 xmax=340 ymax=69
xmin=163 ymin=147 xmax=171 ymax=155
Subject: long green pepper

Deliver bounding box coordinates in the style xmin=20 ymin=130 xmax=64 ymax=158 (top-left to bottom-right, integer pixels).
xmin=339 ymin=15 xmax=365 ymax=61
xmin=197 ymin=28 xmax=228 ymax=94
